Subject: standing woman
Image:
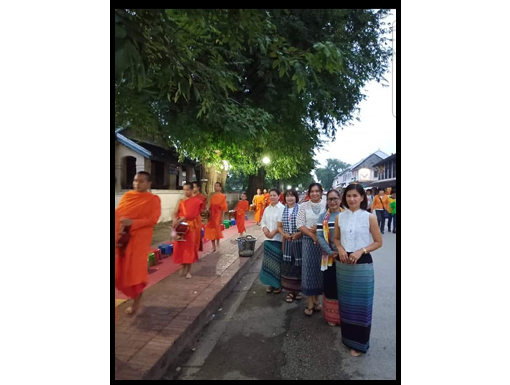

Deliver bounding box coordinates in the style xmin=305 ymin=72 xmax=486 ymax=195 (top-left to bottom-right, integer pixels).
xmin=204 ymin=182 xmax=228 ymax=252
xmin=259 ymin=189 xmax=285 ymax=294
xmin=252 ymin=188 xmax=265 ymax=226
xmin=297 ymin=183 xmax=327 ymax=316
xmin=317 ymin=189 xmax=344 ymax=326
xmin=277 ymin=189 xmax=303 ymax=303
xmin=334 ymin=183 xmax=383 ymax=357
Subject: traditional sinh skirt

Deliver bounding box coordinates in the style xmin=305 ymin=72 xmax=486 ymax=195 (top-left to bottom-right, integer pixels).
xmin=281 ymin=238 xmax=303 ymax=293
xmin=259 ymin=240 xmax=283 ymax=289
xmin=301 ymin=236 xmax=324 ymax=296
xmin=323 ymin=262 xmax=340 ymax=325
xmin=336 ymin=253 xmax=375 ymax=354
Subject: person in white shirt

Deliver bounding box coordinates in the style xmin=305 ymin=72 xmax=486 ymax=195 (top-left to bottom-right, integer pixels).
xmin=259 ymin=189 xmax=285 ymax=294
xmin=366 ymin=189 xmax=373 ymax=213
xmin=333 ymin=183 xmax=382 ymax=357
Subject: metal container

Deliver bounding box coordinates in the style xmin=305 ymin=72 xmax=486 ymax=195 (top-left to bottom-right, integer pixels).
xmin=236 ymin=235 xmax=257 ymax=257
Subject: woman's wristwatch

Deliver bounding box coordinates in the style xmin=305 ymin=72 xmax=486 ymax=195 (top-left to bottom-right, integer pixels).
xmin=363 ymin=247 xmax=368 ymax=254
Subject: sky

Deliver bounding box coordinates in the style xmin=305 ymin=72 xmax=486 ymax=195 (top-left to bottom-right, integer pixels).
xmin=314 ymin=10 xmax=396 ymax=172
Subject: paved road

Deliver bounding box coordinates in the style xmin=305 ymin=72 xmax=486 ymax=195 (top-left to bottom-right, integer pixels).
xmin=163 ymin=231 xmax=396 ymax=380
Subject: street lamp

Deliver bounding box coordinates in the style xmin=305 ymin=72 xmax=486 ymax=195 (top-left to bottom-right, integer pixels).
xmin=262 ymin=157 xmax=270 ymax=165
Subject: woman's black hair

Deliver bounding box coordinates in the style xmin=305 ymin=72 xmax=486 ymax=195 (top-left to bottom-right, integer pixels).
xmin=307 ymin=182 xmax=323 ymax=196
xmin=269 ymin=188 xmax=281 ymax=196
xmin=326 ymin=189 xmax=342 ymax=210
xmin=341 ymin=183 xmax=368 ymax=210
xmin=284 ymin=189 xmax=299 ymax=203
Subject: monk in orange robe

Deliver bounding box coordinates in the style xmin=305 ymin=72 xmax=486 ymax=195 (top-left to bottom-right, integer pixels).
xmin=173 ymin=182 xmax=203 ymax=279
xmin=192 ymin=181 xmax=207 ymax=252
xmin=235 ymin=192 xmax=250 ymax=236
xmin=252 ymin=188 xmax=265 ymax=225
xmin=204 ymin=182 xmax=228 ymax=252
xmin=264 ymin=189 xmax=270 ymax=208
xmin=115 ymin=172 xmax=161 ymax=315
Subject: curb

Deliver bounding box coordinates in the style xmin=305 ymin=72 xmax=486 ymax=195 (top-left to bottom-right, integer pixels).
xmin=115 ymin=233 xmax=265 ymax=380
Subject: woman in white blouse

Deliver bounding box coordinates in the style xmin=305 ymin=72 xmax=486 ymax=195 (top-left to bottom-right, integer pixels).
xmin=333 ymin=183 xmax=382 ymax=357
xmin=297 ymin=183 xmax=327 ymax=316
xmin=259 ymin=189 xmax=285 ymax=294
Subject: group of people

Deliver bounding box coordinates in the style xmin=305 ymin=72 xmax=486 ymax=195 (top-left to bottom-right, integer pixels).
xmin=114 ymin=172 xmax=392 ymax=357
xmin=258 ymin=182 xmax=384 ymax=357
xmin=366 ymin=188 xmax=397 ymax=234
xmin=114 ymin=173 xmax=250 ymax=317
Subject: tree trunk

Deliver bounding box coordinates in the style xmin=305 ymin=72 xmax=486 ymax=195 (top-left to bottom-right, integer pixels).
xmin=221 ymin=169 xmax=227 ymax=191
xmin=246 ymin=167 xmax=266 ymax=203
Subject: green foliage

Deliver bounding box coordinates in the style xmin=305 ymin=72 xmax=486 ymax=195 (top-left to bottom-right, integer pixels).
xmin=115 ymin=9 xmax=392 ymax=179
xmin=315 ymin=158 xmax=351 ymax=190
xmin=225 ymin=170 xmax=249 ymax=192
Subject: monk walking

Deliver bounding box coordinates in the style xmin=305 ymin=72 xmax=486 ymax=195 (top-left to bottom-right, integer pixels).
xmin=115 ymin=172 xmax=161 ymax=316
xmin=235 ymin=192 xmax=250 ymax=236
xmin=252 ymin=188 xmax=265 ymax=225
xmin=204 ymin=182 xmax=228 ymax=252
xmin=192 ymin=181 xmax=207 ymax=252
xmin=173 ymin=182 xmax=203 ymax=279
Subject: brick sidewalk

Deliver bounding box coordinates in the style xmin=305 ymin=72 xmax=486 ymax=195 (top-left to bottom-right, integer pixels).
xmin=114 ymin=224 xmax=264 ymax=380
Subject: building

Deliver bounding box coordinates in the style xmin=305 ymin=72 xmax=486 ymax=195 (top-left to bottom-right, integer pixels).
xmin=115 ymin=127 xmax=201 ymax=192
xmin=114 ymin=128 xmax=242 ymax=223
xmin=332 ymin=150 xmax=389 ymax=189
xmin=367 ymin=153 xmax=397 ymax=192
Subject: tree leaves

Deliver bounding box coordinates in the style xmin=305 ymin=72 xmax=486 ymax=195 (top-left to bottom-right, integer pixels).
xmin=115 ymin=9 xmax=392 ymax=179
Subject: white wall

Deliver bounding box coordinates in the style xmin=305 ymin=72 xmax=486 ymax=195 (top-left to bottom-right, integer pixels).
xmin=114 ymin=190 xmax=242 ymax=223
xmin=115 ymin=190 xmax=184 ymax=223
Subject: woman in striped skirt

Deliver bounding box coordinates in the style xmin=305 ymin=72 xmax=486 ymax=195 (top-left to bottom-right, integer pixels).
xmin=297 ymin=183 xmax=327 ymax=316
xmin=317 ymin=189 xmax=344 ymax=326
xmin=334 ymin=183 xmax=382 ymax=357
xmin=277 ymin=189 xmax=303 ymax=303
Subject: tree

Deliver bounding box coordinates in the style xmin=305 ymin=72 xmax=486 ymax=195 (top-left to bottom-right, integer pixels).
xmin=225 ymin=170 xmax=248 ymax=193
xmin=315 ymin=158 xmax=351 ymax=190
xmin=115 ymin=9 xmax=392 ymax=183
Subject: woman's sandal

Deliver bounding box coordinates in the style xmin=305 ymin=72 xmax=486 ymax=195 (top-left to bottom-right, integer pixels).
xmin=273 ymin=288 xmax=282 ymax=294
xmin=304 ymin=306 xmax=315 ymax=316
xmin=266 ymin=286 xmax=274 ymax=293
xmin=295 ymin=293 xmax=302 ymax=300
xmin=285 ymin=293 xmax=295 ymax=303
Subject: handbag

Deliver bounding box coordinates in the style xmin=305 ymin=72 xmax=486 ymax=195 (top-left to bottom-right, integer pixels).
xmin=379 ymin=196 xmax=390 ymax=218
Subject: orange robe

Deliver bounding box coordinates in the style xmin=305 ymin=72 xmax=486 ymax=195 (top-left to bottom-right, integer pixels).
xmin=253 ymin=194 xmax=265 ymax=223
xmin=173 ymin=197 xmax=202 ymax=264
xmin=194 ymin=193 xmax=207 ymax=252
xmin=115 ymin=191 xmax=161 ymax=299
xmin=236 ymin=200 xmax=250 ymax=234
xmin=205 ymin=193 xmax=228 ymax=240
